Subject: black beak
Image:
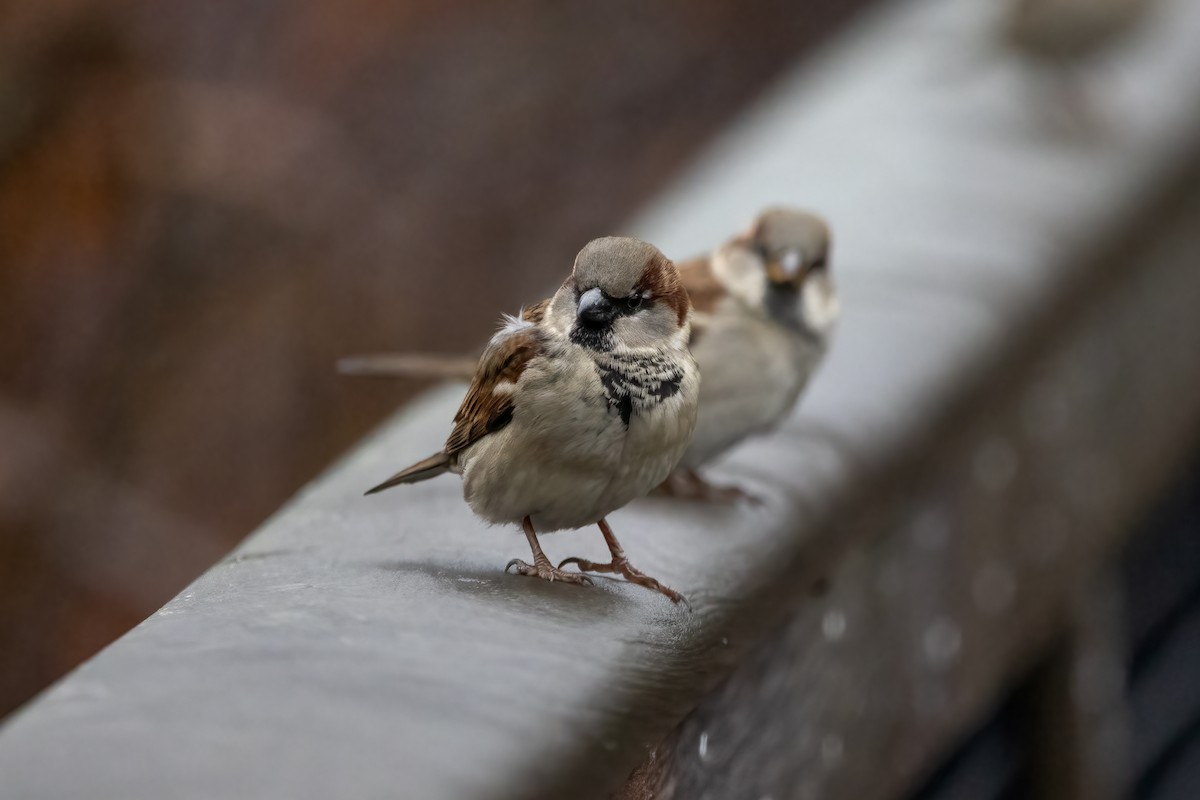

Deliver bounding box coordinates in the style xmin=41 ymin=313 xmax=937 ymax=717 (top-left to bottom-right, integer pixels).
xmin=577 ymin=287 xmax=615 ymax=328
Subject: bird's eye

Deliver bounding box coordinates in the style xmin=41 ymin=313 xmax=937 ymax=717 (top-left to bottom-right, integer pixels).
xmin=625 ymin=294 xmax=643 ymax=311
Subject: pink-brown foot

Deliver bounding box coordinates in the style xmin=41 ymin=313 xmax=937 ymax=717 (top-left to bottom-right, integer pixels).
xmin=697 ymin=480 xmax=761 ymax=505
xmin=655 ymin=469 xmax=760 ymax=505
xmin=558 ymin=555 xmax=689 ymax=608
xmin=505 ymin=557 xmax=593 ymax=586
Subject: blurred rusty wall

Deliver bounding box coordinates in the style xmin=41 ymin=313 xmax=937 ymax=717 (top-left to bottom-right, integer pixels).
xmin=0 ymin=0 xmax=869 ymax=716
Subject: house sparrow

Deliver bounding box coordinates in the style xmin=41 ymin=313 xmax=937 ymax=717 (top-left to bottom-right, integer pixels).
xmin=1002 ymin=0 xmax=1159 ymax=125
xmin=1005 ymin=0 xmax=1155 ymax=61
xmin=659 ymin=207 xmax=838 ymax=501
xmin=365 ymin=237 xmax=699 ymax=604
xmin=343 ymin=208 xmax=838 ymax=503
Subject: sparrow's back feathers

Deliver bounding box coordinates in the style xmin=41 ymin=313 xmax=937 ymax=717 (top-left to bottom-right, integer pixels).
xmin=363 ymin=314 xmax=547 ymax=496
xmin=338 ymin=300 xmax=551 ymax=382
xmin=445 ymin=316 xmax=545 ymax=456
xmin=1005 ymin=0 xmax=1155 ymax=60
xmin=518 ymin=298 xmax=551 ymax=325
xmin=676 ymin=255 xmax=728 ymax=319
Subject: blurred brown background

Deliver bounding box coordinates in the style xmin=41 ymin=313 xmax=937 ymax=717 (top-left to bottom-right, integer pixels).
xmin=0 ymin=0 xmax=873 ymax=717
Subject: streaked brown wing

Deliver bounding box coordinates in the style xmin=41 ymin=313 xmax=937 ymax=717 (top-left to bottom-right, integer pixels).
xmin=520 ymin=298 xmax=551 ymax=324
xmin=677 ymin=254 xmax=725 ymax=316
xmin=444 ymin=319 xmax=545 ymax=457
xmin=677 ymin=254 xmax=723 ymax=347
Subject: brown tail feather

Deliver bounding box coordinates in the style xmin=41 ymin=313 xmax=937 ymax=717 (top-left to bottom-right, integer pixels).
xmin=364 ymin=451 xmax=452 ymax=495
xmin=337 ymin=353 xmax=477 ymax=381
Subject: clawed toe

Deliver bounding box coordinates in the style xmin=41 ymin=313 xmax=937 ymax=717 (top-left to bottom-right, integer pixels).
xmin=509 ymin=517 xmax=687 ymax=608
xmin=557 ymin=556 xmax=616 ymax=574
xmin=704 ymin=483 xmax=762 ymax=506
xmin=656 ymin=470 xmax=759 ymax=505
xmin=560 ymin=556 xmax=688 ymax=607
xmin=505 ymin=558 xmax=593 ymax=586
xmin=627 ymin=572 xmax=689 ymax=608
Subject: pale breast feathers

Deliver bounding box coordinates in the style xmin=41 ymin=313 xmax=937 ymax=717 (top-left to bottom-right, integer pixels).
xmin=445 ymin=317 xmax=545 ymax=457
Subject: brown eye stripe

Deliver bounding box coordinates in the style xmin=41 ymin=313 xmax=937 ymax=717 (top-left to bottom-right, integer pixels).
xmin=638 ymin=252 xmax=690 ymax=325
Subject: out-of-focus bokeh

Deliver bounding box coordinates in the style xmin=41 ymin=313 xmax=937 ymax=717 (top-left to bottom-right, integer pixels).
xmin=0 ymin=0 xmax=873 ymax=718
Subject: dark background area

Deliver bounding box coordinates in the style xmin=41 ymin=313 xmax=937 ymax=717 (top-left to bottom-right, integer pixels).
xmin=909 ymin=458 xmax=1200 ymax=800
xmin=0 ymin=1 xmax=874 ymax=719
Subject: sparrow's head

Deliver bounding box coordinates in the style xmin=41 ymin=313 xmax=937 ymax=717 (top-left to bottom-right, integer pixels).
xmin=715 ymin=207 xmax=838 ymax=336
xmin=558 ymin=236 xmax=690 ymax=352
xmin=745 ymin=207 xmax=831 ymax=290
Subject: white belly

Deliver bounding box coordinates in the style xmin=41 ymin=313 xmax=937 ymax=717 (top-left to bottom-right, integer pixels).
xmin=458 ymin=348 xmax=699 ymax=532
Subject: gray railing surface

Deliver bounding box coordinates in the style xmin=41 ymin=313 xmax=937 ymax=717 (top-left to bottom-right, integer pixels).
xmin=3 ymin=1 xmax=1200 ymax=799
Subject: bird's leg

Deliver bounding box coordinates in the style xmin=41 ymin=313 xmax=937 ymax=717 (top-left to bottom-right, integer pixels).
xmin=692 ymin=470 xmax=761 ymax=505
xmin=506 ymin=516 xmax=592 ymax=586
xmin=559 ymin=518 xmax=688 ymax=607
xmin=655 ymin=469 xmax=759 ymax=505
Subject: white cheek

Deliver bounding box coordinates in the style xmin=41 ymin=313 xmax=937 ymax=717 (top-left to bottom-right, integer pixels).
xmin=671 ymin=318 xmax=692 ymax=350
xmin=712 ymin=248 xmax=767 ymax=308
xmin=612 ymin=307 xmax=677 ymax=349
xmin=803 ymin=273 xmax=840 ymax=334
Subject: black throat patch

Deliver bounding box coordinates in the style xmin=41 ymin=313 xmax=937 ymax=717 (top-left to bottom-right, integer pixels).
xmin=593 ymin=351 xmax=685 ymax=427
xmin=569 ymin=324 xmax=615 ymax=352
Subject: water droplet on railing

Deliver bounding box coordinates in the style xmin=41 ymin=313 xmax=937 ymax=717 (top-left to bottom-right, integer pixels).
xmin=822 ymin=609 xmax=847 ymax=641
xmin=923 ymin=618 xmax=962 ymax=668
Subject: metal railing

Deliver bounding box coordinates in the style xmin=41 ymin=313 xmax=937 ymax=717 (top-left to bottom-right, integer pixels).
xmin=3 ymin=2 xmax=1200 ymax=799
